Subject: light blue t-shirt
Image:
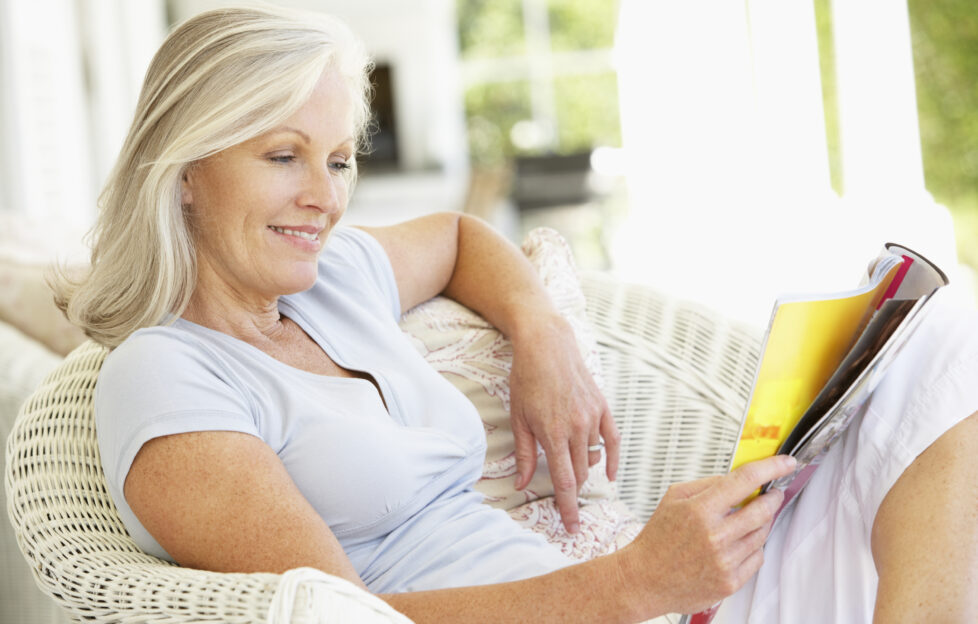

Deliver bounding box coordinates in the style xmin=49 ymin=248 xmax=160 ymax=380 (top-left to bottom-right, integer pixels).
xmin=95 ymin=226 xmax=572 ymax=592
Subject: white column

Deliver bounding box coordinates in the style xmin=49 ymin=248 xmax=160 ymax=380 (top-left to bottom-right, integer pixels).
xmin=746 ymin=0 xmax=832 ymax=197
xmin=614 ymin=0 xmax=848 ymax=324
xmin=832 ymin=0 xmax=960 ymax=280
xmin=832 ymin=0 xmax=924 ymax=196
xmin=521 ymin=0 xmax=558 ymax=150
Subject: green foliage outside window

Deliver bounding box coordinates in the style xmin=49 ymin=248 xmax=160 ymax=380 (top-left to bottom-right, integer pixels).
xmin=814 ymin=0 xmax=844 ymax=196
xmin=546 ymin=0 xmax=617 ymax=51
xmin=553 ymin=72 xmax=621 ymax=154
xmin=907 ymin=0 xmax=978 ymax=271
xmin=457 ymin=0 xmax=525 ymax=59
xmin=464 ymin=80 xmax=532 ymax=165
xmin=457 ymin=0 xmax=622 ymax=163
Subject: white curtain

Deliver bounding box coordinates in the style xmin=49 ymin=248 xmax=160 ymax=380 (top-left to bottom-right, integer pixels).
xmin=0 ymin=0 xmax=165 ymax=229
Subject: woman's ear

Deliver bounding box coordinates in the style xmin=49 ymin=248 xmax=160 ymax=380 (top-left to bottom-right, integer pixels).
xmin=180 ymin=167 xmax=194 ymax=207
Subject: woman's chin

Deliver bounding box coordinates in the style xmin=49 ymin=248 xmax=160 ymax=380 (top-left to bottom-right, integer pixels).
xmin=276 ymin=266 xmax=320 ymax=295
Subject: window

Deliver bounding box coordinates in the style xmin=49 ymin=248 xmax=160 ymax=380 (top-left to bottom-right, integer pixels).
xmin=457 ymin=0 xmax=621 ymax=164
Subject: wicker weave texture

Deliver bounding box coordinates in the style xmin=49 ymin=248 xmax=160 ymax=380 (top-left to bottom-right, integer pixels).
xmin=581 ymin=272 xmax=762 ymax=522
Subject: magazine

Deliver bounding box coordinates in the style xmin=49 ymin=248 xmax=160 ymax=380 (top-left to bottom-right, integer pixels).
xmin=682 ymin=242 xmax=948 ymax=624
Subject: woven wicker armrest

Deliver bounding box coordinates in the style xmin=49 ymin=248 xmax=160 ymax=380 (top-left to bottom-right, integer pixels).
xmin=580 ymin=272 xmax=763 ymax=522
xmin=4 ymin=341 xmax=411 ymax=624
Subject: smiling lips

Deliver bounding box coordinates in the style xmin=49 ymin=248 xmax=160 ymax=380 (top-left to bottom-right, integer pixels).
xmin=268 ymin=225 xmax=321 ymax=242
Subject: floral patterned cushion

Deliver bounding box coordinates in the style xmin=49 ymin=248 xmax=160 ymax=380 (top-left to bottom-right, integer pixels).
xmin=398 ymin=227 xmax=641 ymax=561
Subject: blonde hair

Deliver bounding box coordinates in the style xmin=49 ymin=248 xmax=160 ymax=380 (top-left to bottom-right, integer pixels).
xmin=53 ymin=4 xmax=373 ymax=348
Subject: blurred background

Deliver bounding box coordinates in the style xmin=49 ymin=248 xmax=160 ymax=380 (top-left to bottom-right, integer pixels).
xmin=1 ymin=0 xmax=976 ymax=326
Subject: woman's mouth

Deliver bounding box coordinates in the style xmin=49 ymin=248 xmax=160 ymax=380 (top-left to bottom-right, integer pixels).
xmin=268 ymin=225 xmax=320 ymax=241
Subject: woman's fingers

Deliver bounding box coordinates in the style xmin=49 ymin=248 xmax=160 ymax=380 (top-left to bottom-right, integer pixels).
xmin=711 ymin=455 xmax=797 ymax=512
xmin=544 ymin=442 xmax=582 ymax=534
xmin=511 ymin=415 xmax=539 ymax=491
xmin=599 ymin=406 xmax=621 ymax=482
xmin=732 ymin=517 xmax=775 ymax=569
xmin=727 ymin=488 xmax=785 ymax=538
xmin=510 ymin=385 xmax=615 ymax=533
xmin=506 ymin=319 xmax=622 ymax=534
xmin=623 ymin=457 xmax=796 ymax=614
xmin=587 ymin=433 xmax=603 ymax=468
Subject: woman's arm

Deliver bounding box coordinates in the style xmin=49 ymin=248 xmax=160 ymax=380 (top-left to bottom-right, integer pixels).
xmin=871 ymin=411 xmax=978 ymax=622
xmin=125 ymin=430 xmax=796 ymax=622
xmin=124 ymin=431 xmax=365 ymax=584
xmin=359 ymin=212 xmax=617 ymax=533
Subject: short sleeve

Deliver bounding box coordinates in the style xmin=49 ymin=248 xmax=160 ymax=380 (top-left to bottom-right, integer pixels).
xmin=319 ymin=227 xmax=401 ymax=320
xmin=95 ymin=329 xmax=260 ymax=539
xmin=850 ymin=295 xmax=978 ymax=525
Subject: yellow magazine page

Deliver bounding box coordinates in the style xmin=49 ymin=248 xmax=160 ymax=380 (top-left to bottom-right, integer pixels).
xmin=730 ymin=262 xmax=902 ymax=471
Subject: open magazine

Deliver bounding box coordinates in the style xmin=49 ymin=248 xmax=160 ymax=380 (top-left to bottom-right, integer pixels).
xmin=682 ymin=242 xmax=948 ymax=624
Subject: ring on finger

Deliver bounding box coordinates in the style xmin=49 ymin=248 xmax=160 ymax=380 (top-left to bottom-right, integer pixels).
xmin=587 ymin=441 xmax=605 ymax=453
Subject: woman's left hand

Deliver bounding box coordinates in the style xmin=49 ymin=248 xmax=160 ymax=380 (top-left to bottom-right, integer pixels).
xmin=508 ymin=313 xmax=620 ymax=534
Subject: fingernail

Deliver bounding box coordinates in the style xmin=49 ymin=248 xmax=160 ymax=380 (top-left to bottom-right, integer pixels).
xmin=568 ymin=523 xmax=580 ymax=535
xmin=514 ymin=472 xmax=523 ymax=490
xmin=781 ymin=455 xmax=797 ymax=470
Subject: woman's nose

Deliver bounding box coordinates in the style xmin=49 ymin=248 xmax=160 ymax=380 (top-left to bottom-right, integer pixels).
xmin=300 ymin=164 xmax=343 ymax=214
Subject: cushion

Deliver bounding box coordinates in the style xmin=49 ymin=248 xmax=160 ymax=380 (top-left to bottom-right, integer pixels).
xmin=399 ymin=227 xmax=641 ymax=560
xmin=0 ymin=260 xmax=87 ymax=356
xmin=0 ymin=212 xmax=89 ymax=356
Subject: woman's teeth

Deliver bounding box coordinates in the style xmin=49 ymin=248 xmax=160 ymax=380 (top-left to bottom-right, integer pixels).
xmin=269 ymin=226 xmax=318 ymax=241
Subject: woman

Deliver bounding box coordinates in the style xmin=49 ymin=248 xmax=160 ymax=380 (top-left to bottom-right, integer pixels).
xmin=53 ymin=5 xmax=977 ymax=623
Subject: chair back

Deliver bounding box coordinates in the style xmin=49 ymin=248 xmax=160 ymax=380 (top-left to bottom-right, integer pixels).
xmin=4 ymin=341 xmax=165 ymax=618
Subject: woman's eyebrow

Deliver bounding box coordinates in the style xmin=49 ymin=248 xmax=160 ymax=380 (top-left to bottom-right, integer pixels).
xmin=266 ymin=126 xmax=312 ymax=143
xmin=264 ymin=127 xmax=355 ymax=148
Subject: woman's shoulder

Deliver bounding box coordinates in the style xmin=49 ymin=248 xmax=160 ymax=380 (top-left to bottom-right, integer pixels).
xmin=104 ymin=324 xmax=217 ymax=373
xmin=98 ymin=323 xmax=247 ymax=406
xmin=855 ymin=290 xmax=978 ymax=495
xmin=95 ymin=323 xmax=258 ymax=455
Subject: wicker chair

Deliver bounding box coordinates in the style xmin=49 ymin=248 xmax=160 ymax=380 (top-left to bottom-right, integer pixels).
xmin=4 ymin=271 xmax=761 ymax=623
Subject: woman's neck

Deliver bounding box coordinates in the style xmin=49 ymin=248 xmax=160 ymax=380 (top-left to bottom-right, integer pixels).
xmin=182 ymin=277 xmax=287 ymax=345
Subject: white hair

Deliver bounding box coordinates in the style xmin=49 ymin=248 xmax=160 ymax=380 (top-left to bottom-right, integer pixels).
xmin=53 ymin=4 xmax=374 ymax=348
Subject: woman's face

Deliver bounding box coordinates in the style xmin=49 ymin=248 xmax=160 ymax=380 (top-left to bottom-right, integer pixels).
xmin=182 ymin=69 xmax=355 ymax=303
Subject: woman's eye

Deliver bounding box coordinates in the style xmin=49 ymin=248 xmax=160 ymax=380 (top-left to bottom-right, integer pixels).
xmin=268 ymin=154 xmax=295 ymax=164
xmin=330 ymin=160 xmax=353 ymax=172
